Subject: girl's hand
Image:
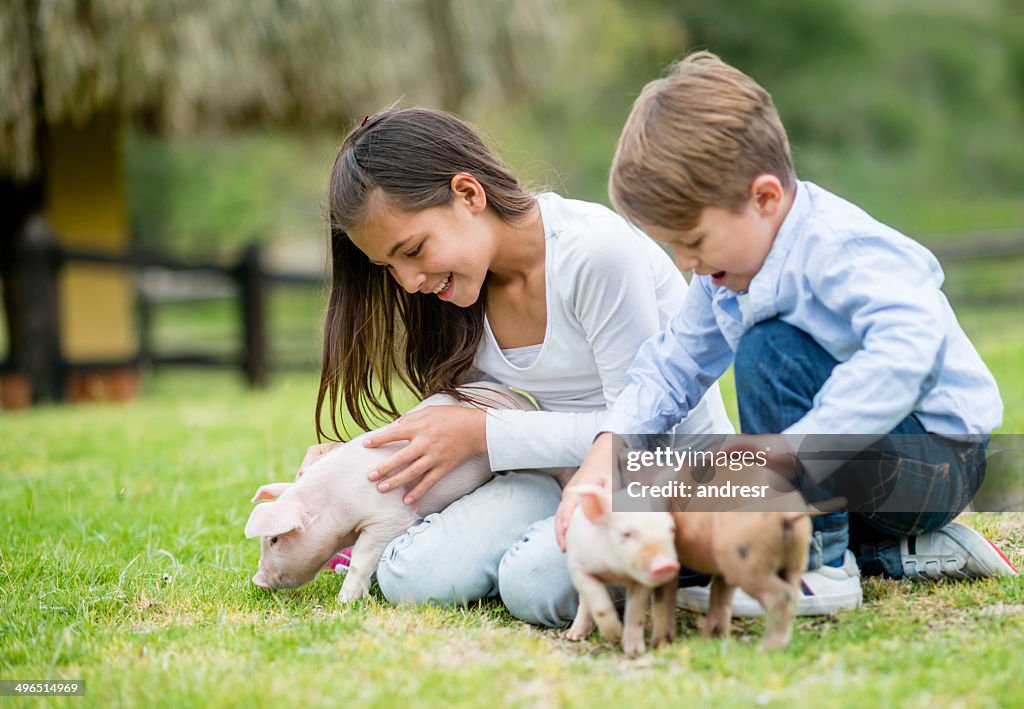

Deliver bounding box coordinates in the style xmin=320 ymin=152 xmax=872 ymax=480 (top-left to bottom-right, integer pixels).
xmin=296 ymin=441 xmax=344 ymax=479
xmin=554 ymin=432 xmax=615 ymax=552
xmin=362 ymin=405 xmax=487 ymax=505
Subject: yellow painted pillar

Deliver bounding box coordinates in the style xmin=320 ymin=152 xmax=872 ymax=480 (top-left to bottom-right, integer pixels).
xmin=45 ymin=114 xmax=138 ymax=400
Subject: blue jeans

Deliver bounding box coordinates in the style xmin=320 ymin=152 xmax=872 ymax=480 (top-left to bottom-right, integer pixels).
xmin=728 ymin=318 xmax=987 ymax=579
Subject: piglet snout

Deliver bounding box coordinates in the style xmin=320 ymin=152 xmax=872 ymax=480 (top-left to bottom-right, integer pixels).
xmin=649 ymin=554 xmax=680 ymax=581
xmin=252 ymin=571 xmax=271 ymax=589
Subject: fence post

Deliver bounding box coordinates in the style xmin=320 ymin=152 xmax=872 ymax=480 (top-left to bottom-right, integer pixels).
xmin=136 ymin=281 xmax=153 ymax=371
xmin=238 ymin=243 xmax=268 ymax=387
xmin=14 ymin=216 xmax=63 ymax=402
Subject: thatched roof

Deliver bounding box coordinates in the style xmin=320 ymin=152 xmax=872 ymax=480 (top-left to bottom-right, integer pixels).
xmin=0 ymin=0 xmax=561 ymax=180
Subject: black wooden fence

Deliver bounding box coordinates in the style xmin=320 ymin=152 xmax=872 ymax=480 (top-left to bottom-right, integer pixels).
xmin=928 ymin=230 xmax=1024 ymax=307
xmin=1 ymin=225 xmax=1022 ymax=405
xmin=0 ymin=221 xmax=322 ymax=403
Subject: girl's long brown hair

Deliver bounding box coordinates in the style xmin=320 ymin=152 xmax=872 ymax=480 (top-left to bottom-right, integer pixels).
xmin=316 ymin=108 xmax=535 ymax=440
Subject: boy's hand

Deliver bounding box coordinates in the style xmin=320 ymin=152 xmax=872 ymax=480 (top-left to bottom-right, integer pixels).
xmin=362 ymin=406 xmax=487 ymax=505
xmin=722 ymin=433 xmax=801 ymax=483
xmin=555 ymin=432 xmax=615 ymax=552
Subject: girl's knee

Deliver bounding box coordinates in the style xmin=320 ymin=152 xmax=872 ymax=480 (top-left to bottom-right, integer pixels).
xmin=498 ymin=563 xmax=576 ymax=628
xmin=375 ymin=532 xmax=430 ymax=606
xmin=376 ymin=547 xmax=489 ymax=608
xmin=375 ymin=519 xmax=487 ymax=607
xmin=374 ymin=553 xmax=406 ymax=607
xmin=378 ymin=473 xmax=565 ymax=609
xmin=497 ymin=521 xmax=577 ymax=628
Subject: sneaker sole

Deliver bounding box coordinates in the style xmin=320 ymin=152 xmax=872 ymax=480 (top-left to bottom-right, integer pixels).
xmin=676 ymin=580 xmax=862 ymax=617
xmin=947 ymin=524 xmax=1018 ymax=577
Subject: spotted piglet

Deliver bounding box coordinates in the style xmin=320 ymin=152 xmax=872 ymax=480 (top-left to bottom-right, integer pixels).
xmin=671 ymin=509 xmax=812 ymax=649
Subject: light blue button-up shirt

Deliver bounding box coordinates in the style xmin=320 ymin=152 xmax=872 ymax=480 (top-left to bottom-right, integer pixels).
xmin=604 ymin=180 xmax=1003 ymax=437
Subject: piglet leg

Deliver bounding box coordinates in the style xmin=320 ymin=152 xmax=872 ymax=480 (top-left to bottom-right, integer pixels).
xmin=621 ymin=582 xmax=652 ymax=656
xmin=703 ymin=575 xmax=736 ymax=638
xmin=572 ymin=571 xmax=622 ymax=644
xmin=337 ymin=531 xmax=389 ymax=604
xmin=751 ymin=576 xmax=799 ymax=650
xmin=566 ymin=596 xmax=594 ymax=642
xmin=650 ymin=581 xmax=677 ymax=648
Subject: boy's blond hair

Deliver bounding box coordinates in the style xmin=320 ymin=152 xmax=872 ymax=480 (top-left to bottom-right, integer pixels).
xmin=610 ymin=51 xmax=794 ymax=231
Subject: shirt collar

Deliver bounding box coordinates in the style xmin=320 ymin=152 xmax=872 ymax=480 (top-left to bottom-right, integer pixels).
xmin=740 ymin=179 xmax=811 ymax=325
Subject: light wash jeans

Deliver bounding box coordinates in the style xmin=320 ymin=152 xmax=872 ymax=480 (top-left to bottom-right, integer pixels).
xmin=376 ymin=471 xmax=577 ymax=627
xmin=376 ymin=389 xmax=732 ymax=627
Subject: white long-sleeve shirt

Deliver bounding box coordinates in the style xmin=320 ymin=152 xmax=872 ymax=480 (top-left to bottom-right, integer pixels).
xmin=473 ymin=192 xmax=734 ymax=471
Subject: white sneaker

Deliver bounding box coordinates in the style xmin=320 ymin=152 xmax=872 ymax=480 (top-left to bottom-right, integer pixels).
xmin=676 ymin=550 xmax=863 ymax=617
xmin=901 ymin=522 xmax=1018 ymax=580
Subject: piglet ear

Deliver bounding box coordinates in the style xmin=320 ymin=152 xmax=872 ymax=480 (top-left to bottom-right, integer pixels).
xmin=572 ymin=484 xmax=611 ymax=525
xmin=251 ymin=482 xmax=291 ymax=503
xmin=244 ymin=500 xmax=302 ymax=538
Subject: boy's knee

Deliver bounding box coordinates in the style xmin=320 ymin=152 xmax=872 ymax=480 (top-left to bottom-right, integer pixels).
xmin=735 ymin=319 xmax=801 ymax=381
xmin=734 ymin=319 xmax=838 ymax=432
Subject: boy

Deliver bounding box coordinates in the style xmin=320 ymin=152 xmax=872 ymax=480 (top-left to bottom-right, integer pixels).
xmin=555 ymin=51 xmax=1016 ymax=616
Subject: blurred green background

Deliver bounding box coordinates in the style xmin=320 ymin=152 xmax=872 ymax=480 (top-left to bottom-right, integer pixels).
xmin=126 ymin=0 xmax=1024 ymax=255
xmin=114 ymin=0 xmax=1024 ymax=397
xmin=2 ymin=7 xmax=1023 ymax=703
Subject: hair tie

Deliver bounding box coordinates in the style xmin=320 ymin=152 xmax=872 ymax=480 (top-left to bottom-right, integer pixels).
xmin=360 ymin=115 xmax=370 ymax=127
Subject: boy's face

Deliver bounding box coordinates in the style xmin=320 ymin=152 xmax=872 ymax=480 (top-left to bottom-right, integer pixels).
xmin=641 ymin=177 xmax=792 ymax=292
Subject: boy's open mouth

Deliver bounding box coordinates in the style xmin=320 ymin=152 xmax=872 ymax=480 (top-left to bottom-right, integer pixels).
xmin=711 ymin=271 xmax=726 ymax=284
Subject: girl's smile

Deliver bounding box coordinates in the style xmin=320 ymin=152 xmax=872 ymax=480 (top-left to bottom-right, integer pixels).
xmin=432 ymin=273 xmax=454 ymax=299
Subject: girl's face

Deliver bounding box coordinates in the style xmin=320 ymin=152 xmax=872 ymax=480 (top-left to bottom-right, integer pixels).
xmin=348 ymin=179 xmax=495 ymax=308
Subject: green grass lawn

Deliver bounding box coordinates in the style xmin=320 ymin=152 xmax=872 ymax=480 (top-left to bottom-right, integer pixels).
xmin=2 ymin=309 xmax=1023 ymax=708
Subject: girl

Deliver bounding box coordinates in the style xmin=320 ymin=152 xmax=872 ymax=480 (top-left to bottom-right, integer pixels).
xmin=310 ymin=107 xmax=733 ymax=627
